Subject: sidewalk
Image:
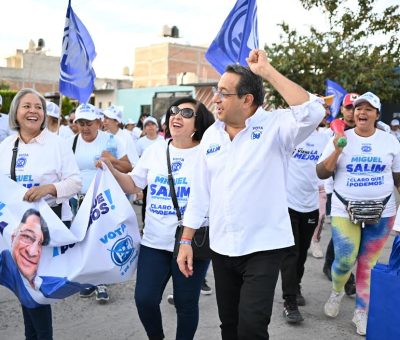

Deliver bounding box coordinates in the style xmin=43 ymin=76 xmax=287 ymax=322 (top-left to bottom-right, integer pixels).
xmin=0 ymin=205 xmax=395 ymax=339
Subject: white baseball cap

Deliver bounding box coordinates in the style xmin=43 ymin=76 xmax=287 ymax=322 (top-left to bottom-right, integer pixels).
xmin=390 ymin=119 xmax=400 ymax=126
xmin=103 ymin=105 xmax=123 ymax=123
xmin=74 ymin=103 xmax=98 ymax=122
xmin=143 ymin=116 xmax=158 ymax=128
xmin=46 ymin=101 xmax=60 ymax=118
xmin=353 ymin=92 xmax=381 ymax=111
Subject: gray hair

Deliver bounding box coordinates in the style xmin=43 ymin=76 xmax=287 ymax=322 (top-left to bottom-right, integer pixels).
xmin=9 ymin=88 xmax=47 ymax=131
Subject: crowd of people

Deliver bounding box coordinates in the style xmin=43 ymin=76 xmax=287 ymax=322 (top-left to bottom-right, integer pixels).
xmin=0 ymin=48 xmax=399 ymax=340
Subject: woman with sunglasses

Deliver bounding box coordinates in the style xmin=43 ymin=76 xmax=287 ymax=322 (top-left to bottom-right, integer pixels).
xmin=99 ymin=97 xmax=215 ymax=340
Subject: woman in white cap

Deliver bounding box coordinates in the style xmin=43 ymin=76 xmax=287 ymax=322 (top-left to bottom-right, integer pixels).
xmin=0 ymin=88 xmax=82 ymax=340
xmin=317 ymin=92 xmax=400 ymax=336
xmin=136 ymin=116 xmax=164 ymax=157
xmin=69 ymin=103 xmax=131 ymax=303
xmin=102 ymin=105 xmax=139 ymax=167
xmin=98 ymin=97 xmax=215 ymax=340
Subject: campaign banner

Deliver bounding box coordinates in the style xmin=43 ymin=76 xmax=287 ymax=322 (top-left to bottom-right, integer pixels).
xmin=0 ymin=165 xmax=141 ymax=307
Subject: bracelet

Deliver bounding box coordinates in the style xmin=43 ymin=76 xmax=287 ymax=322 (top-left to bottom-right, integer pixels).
xmin=181 ymin=237 xmax=192 ymax=241
xmin=179 ymin=240 xmax=192 ymax=245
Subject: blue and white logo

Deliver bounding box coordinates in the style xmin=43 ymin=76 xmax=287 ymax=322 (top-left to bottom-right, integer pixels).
xmin=251 ymin=131 xmax=262 ymax=140
xmin=206 ymin=144 xmax=221 ymax=155
xmin=16 ymin=156 xmax=27 ymax=168
xmin=171 ymin=161 xmax=182 ymax=172
xmin=361 ymin=144 xmax=372 ymax=153
xmin=110 ymin=236 xmax=135 ymax=267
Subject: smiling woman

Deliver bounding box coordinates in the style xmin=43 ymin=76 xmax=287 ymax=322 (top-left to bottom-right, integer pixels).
xmin=316 ymin=92 xmax=400 ymax=336
xmin=0 ymin=88 xmax=82 ymax=340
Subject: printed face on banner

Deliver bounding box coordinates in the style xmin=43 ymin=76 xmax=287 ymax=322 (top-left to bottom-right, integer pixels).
xmin=12 ymin=213 xmax=44 ymax=286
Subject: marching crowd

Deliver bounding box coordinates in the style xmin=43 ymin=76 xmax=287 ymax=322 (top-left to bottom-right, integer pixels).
xmin=1 ymin=48 xmax=400 ymax=340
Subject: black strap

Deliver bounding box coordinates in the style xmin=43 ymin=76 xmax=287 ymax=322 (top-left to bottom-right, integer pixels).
xmin=166 ymin=140 xmax=182 ymax=223
xmin=11 ymin=138 xmax=19 ymax=181
xmin=72 ymin=134 xmax=79 ymax=153
xmin=334 ymin=190 xmax=391 ymax=206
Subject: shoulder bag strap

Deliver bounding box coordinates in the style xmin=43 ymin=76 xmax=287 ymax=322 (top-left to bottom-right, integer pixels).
xmin=10 ymin=138 xmax=19 ymax=182
xmin=72 ymin=134 xmax=79 ymax=153
xmin=166 ymin=139 xmax=182 ymax=224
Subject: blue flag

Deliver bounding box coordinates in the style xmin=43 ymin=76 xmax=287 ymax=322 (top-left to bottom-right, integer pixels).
xmin=59 ymin=0 xmax=96 ymax=103
xmin=206 ymin=0 xmax=258 ymax=74
xmin=325 ymin=79 xmax=347 ymax=121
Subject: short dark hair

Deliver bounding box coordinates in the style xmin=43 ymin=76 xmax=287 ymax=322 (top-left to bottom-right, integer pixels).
xmin=20 ymin=209 xmax=50 ymax=246
xmin=165 ymin=97 xmax=215 ymax=141
xmin=225 ymin=65 xmax=265 ymax=107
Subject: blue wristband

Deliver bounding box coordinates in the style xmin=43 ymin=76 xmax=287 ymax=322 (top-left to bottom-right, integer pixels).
xmin=179 ymin=240 xmax=192 ymax=245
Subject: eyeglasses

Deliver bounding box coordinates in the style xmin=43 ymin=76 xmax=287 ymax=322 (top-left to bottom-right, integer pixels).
xmin=344 ymin=105 xmax=354 ymax=110
xmin=170 ymin=106 xmax=197 ymax=119
xmin=69 ymin=120 xmax=74 ymax=124
xmin=212 ymin=87 xmax=239 ymax=100
xmin=17 ymin=230 xmax=42 ymax=247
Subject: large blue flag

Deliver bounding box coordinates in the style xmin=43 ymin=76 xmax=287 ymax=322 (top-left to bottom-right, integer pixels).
xmin=206 ymin=0 xmax=258 ymax=74
xmin=325 ymin=79 xmax=347 ymax=121
xmin=59 ymin=0 xmax=96 ymax=103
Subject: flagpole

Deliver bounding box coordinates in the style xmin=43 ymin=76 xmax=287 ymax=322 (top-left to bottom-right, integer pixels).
xmin=56 ymin=93 xmax=64 ymax=135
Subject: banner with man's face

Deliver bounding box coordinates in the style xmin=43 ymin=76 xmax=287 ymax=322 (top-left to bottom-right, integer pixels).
xmin=0 ymin=165 xmax=141 ymax=307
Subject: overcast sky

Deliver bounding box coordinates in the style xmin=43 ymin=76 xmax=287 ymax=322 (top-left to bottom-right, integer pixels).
xmin=1 ymin=0 xmax=394 ymax=78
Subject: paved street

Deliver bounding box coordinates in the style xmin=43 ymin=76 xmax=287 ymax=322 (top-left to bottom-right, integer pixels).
xmin=0 ymin=204 xmax=395 ymax=339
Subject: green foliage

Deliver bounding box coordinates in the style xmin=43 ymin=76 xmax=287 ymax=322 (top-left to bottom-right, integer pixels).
xmin=61 ymin=96 xmax=75 ymax=116
xmin=0 ymin=90 xmax=18 ymax=113
xmin=265 ymin=0 xmax=400 ymax=108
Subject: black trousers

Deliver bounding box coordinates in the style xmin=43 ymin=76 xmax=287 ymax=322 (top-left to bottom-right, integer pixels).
xmin=280 ymin=208 xmax=319 ymax=298
xmin=211 ymin=248 xmax=286 ymax=340
xmin=22 ymin=305 xmax=53 ymax=340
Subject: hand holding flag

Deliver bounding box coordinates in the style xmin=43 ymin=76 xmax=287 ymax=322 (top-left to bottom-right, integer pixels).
xmin=206 ymin=0 xmax=259 ymax=74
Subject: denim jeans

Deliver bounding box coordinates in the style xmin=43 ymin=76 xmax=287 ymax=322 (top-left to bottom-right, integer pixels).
xmin=134 ymin=245 xmax=210 ymax=340
xmin=21 ymin=304 xmax=53 ymax=340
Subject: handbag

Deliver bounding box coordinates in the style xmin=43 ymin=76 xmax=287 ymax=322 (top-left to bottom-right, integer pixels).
xmin=166 ymin=140 xmax=211 ymax=260
xmin=334 ymin=190 xmax=391 ymax=226
xmin=367 ymin=235 xmax=400 ymax=339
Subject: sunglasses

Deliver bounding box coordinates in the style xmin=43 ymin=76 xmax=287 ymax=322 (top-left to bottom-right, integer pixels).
xmin=69 ymin=120 xmax=74 ymax=124
xmin=170 ymin=106 xmax=197 ymax=119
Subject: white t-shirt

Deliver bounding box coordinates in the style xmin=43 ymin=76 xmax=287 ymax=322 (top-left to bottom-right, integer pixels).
xmin=58 ymin=125 xmax=75 ymax=139
xmin=0 ymin=129 xmax=82 ymax=221
xmin=183 ymin=95 xmax=325 ymax=256
xmin=287 ymin=130 xmax=329 ymax=212
xmin=131 ymin=140 xmax=200 ymax=251
xmin=0 ymin=113 xmax=12 ymax=142
xmin=68 ymin=130 xmax=126 ymax=194
xmin=115 ymin=129 xmax=139 ymax=166
xmin=319 ymin=129 xmax=400 ymax=217
xmin=132 ymin=127 xmax=142 ymax=141
xmin=136 ymin=135 xmax=164 ymax=157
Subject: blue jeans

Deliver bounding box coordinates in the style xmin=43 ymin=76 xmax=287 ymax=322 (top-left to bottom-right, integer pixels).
xmin=134 ymin=245 xmax=210 ymax=340
xmin=22 ymin=304 xmax=52 ymax=340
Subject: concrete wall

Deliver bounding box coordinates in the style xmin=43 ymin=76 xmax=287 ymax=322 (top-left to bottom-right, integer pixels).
xmin=117 ymin=85 xmax=195 ymax=122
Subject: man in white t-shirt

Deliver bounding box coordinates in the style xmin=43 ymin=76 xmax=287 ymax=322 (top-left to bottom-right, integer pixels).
xmin=176 ymin=49 xmax=325 ymax=339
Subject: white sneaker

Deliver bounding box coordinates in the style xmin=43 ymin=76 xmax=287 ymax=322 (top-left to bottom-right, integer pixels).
xmin=324 ymin=290 xmax=345 ymax=318
xmin=311 ymin=240 xmax=324 ymax=258
xmin=352 ymin=309 xmax=367 ymax=336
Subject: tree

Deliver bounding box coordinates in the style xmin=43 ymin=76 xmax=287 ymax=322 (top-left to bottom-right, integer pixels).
xmin=264 ymin=0 xmax=400 ymax=108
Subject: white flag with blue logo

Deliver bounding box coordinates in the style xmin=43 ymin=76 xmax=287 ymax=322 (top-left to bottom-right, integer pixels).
xmin=206 ymin=0 xmax=259 ymax=74
xmin=59 ymin=0 xmax=96 ymax=103
xmin=0 ymin=165 xmax=140 ymax=307
xmin=325 ymin=79 xmax=347 ymax=121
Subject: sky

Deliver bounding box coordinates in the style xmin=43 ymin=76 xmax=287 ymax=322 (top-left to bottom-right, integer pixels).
xmin=0 ymin=0 xmax=395 ymax=78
